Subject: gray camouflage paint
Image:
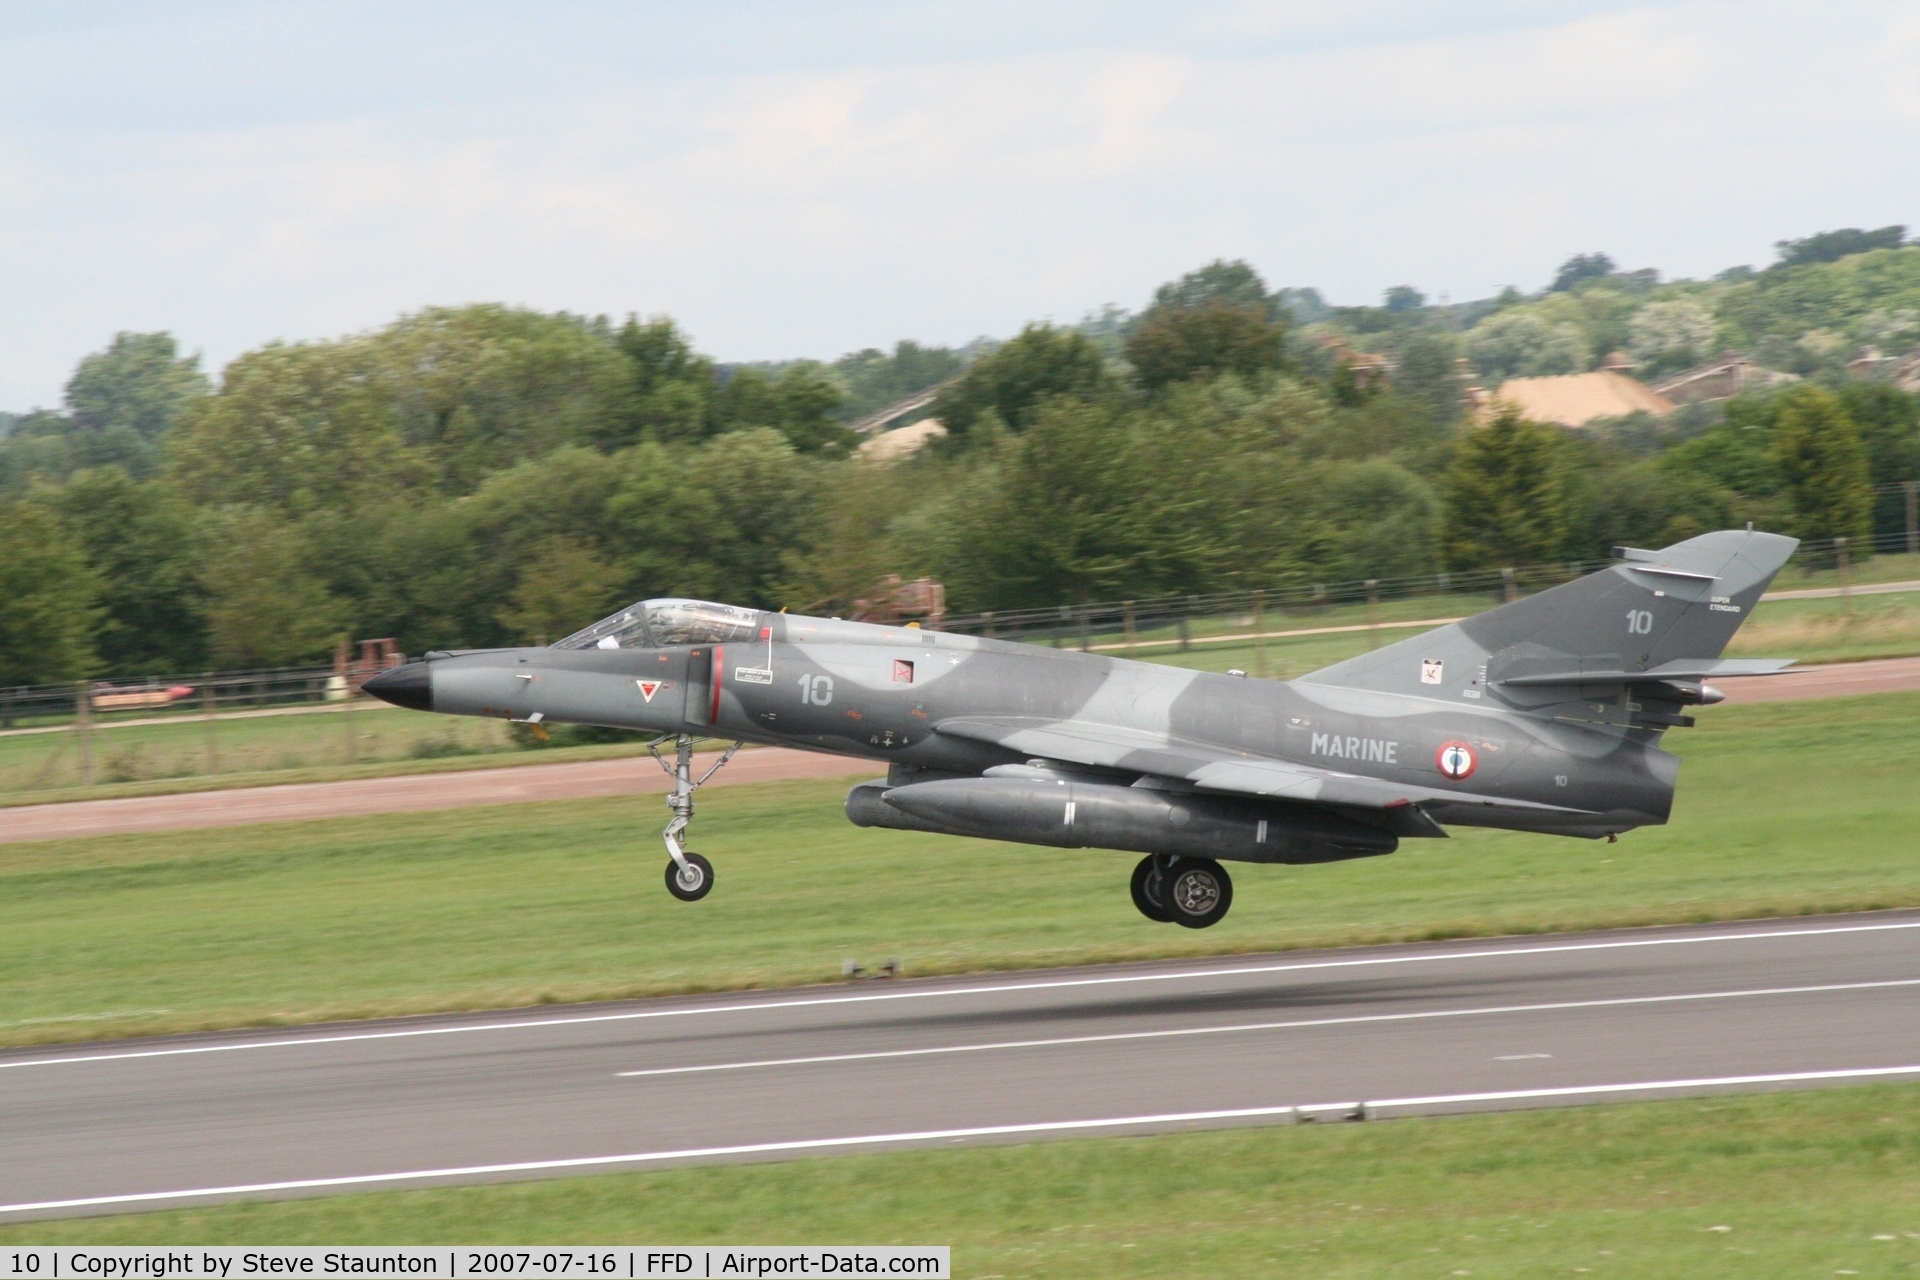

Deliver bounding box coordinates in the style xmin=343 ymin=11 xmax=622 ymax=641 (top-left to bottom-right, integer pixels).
xmin=381 ymin=529 xmax=1798 ymax=862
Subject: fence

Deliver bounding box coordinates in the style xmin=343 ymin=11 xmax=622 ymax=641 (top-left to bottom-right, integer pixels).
xmin=0 ymin=663 xmax=353 ymax=732
xmin=937 ymin=530 xmax=1919 ymax=647
xmin=3 ymin=530 xmax=1916 ymax=797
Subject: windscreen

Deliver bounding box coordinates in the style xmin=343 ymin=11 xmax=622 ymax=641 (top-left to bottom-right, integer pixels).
xmin=553 ymin=598 xmax=761 ymax=650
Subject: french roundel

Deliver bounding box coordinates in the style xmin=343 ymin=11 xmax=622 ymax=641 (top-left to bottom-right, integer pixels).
xmin=1435 ymin=739 xmax=1477 ymax=781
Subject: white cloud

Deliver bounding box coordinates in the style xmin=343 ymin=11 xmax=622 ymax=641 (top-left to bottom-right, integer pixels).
xmin=1 ymin=1 xmax=1918 ymax=405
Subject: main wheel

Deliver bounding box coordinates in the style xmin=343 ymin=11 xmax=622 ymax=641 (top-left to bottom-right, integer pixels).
xmin=1130 ymin=855 xmax=1172 ymax=922
xmin=665 ymin=852 xmax=715 ymax=901
xmin=1163 ymin=858 xmax=1233 ymax=929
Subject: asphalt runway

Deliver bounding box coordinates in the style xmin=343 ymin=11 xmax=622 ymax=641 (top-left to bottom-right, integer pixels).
xmin=6 ymin=912 xmax=1920 ymax=1220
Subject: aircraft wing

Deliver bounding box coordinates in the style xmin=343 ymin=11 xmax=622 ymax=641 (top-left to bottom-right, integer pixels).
xmin=934 ymin=716 xmax=1590 ymax=821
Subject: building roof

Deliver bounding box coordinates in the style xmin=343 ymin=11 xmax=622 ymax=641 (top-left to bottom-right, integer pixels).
xmin=857 ymin=417 xmax=948 ymax=461
xmin=1491 ymin=370 xmax=1675 ymax=428
xmin=1648 ymin=354 xmax=1799 ymax=404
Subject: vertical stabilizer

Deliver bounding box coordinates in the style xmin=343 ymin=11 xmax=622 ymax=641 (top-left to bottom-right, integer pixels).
xmin=1298 ymin=529 xmax=1798 ymax=699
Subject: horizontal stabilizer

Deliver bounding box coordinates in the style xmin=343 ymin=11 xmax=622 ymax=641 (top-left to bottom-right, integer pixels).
xmin=1496 ymin=657 xmax=1798 ymax=687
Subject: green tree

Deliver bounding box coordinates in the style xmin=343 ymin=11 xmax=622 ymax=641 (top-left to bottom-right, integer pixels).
xmin=830 ymin=341 xmax=965 ymax=422
xmin=1586 ymin=458 xmax=1745 ymax=552
xmin=613 ymin=316 xmax=714 ymax=446
xmin=1551 ymin=253 xmax=1615 ymax=292
xmin=1466 ymin=309 xmax=1590 ymax=381
xmin=374 ymin=306 xmax=636 ymax=489
xmin=1147 ymin=259 xmax=1273 ymax=315
xmin=1392 ymin=330 xmax=1466 ymax=426
xmin=1775 ymin=226 xmax=1905 ymax=269
xmin=711 ymin=365 xmax=853 ymax=454
xmin=1310 ymin=460 xmax=1441 ymax=580
xmin=0 ymin=502 xmax=103 ymax=686
xmin=1771 ymin=386 xmax=1873 ymax=547
xmin=929 ymin=324 xmax=1111 ymax=439
xmin=1382 ymin=285 xmax=1426 ymax=313
xmin=166 ymin=340 xmax=425 ymax=514
xmin=66 ymin=332 xmax=209 ymax=440
xmin=201 ymin=509 xmax=343 ymax=667
xmin=41 ymin=467 xmax=207 ymax=673
xmin=1442 ymin=407 xmax=1570 ymax=570
xmin=302 ymin=496 xmax=485 ymax=657
xmin=1124 ymin=303 xmax=1284 ymax=392
xmin=1835 ymin=384 xmax=1920 ymax=540
xmin=1626 ymin=298 xmax=1717 ymax=375
xmin=455 ymin=446 xmax=629 ymax=646
xmin=930 ymin=399 xmax=1222 ymax=606
xmin=602 ymin=430 xmax=825 ymax=607
xmin=168 ymin=305 xmax=635 ymax=507
xmin=496 ymin=538 xmax=624 ymax=644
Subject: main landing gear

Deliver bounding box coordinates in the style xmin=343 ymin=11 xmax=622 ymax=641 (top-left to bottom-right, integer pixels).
xmin=649 ymin=734 xmax=742 ymax=902
xmin=1130 ymin=854 xmax=1233 ymax=929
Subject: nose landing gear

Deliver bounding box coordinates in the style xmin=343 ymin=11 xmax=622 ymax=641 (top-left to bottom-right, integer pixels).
xmin=649 ymin=734 xmax=742 ymax=902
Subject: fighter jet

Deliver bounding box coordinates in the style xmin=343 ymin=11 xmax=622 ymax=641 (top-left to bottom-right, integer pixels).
xmin=364 ymin=528 xmax=1797 ymax=928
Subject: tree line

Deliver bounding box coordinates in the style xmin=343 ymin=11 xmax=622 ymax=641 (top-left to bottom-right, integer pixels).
xmin=2 ymin=248 xmax=1915 ymax=688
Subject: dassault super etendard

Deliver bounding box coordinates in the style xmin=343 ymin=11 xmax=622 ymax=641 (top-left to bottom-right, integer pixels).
xmin=364 ymin=528 xmax=1798 ymax=928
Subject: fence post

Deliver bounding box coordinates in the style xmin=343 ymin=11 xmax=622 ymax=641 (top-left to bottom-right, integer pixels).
xmin=1253 ymin=589 xmax=1268 ymax=678
xmin=1905 ymin=481 xmax=1918 ymax=556
xmin=1835 ymin=536 xmax=1851 ymax=611
xmin=75 ymin=681 xmax=94 ymax=788
xmin=1502 ymin=568 xmax=1518 ymax=603
xmin=1053 ymin=606 xmax=1068 ymax=649
xmin=1365 ymin=580 xmax=1381 ymax=650
xmin=1180 ymin=596 xmax=1196 ymax=652
xmin=1078 ymin=606 xmax=1092 ymax=652
xmin=1122 ymin=601 xmax=1136 ymax=655
xmin=202 ymin=673 xmax=219 ymax=775
xmin=982 ymin=610 xmax=996 ymax=640
xmin=343 ymin=681 xmax=358 ymax=762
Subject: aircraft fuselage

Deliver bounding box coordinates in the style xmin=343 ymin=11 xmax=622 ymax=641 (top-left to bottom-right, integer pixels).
xmin=417 ymin=612 xmax=1676 ymax=840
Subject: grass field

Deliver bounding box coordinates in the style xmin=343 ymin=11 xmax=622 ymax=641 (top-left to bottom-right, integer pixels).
xmin=4 ymin=691 xmax=1919 ymax=1049
xmin=7 ymin=1084 xmax=1920 ymax=1277
xmin=0 ymin=701 xmax=537 ymax=802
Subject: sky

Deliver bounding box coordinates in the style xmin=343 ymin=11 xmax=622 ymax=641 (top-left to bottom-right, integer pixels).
xmin=3 ymin=1 xmax=1919 ymax=409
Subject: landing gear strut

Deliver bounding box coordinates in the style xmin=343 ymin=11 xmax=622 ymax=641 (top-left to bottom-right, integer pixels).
xmin=648 ymin=734 xmax=742 ymax=902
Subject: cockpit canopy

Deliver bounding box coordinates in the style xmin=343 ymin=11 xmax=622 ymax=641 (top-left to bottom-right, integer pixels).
xmin=554 ymin=598 xmax=763 ymax=650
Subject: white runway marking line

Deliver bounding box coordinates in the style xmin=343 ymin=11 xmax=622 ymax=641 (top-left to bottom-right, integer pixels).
xmin=6 ymin=1063 xmax=1920 ymax=1217
xmin=614 ymin=977 xmax=1920 ymax=1077
xmin=5 ymin=918 xmax=1917 ymax=1073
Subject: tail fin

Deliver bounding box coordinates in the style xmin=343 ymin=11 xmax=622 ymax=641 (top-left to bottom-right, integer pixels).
xmin=1299 ymin=529 xmax=1798 ymax=698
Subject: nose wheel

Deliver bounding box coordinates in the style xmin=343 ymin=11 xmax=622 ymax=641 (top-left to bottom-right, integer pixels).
xmin=665 ymin=851 xmax=715 ymax=901
xmin=649 ymin=734 xmax=742 ymax=902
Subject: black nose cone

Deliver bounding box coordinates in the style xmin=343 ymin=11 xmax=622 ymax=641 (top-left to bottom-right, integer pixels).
xmin=363 ymin=661 xmax=433 ymax=712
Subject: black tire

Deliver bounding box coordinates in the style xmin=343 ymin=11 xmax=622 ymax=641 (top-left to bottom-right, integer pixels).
xmin=1163 ymin=858 xmax=1233 ymax=929
xmin=665 ymin=852 xmax=715 ymax=901
xmin=1130 ymin=855 xmax=1173 ymax=922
